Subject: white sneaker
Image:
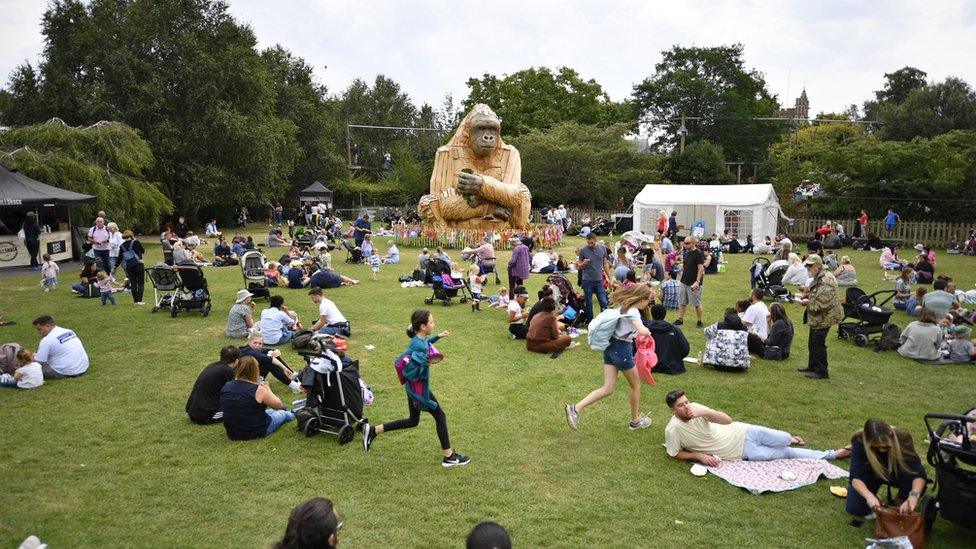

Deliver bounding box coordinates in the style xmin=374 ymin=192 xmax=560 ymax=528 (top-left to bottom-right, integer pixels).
xmin=565 ymin=404 xmax=580 ymax=430
xmin=629 ymin=415 xmax=653 ymax=430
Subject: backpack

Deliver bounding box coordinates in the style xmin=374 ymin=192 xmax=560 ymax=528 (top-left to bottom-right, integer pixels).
xmin=587 ymin=308 xmax=623 ymax=351
xmin=290 ymin=329 xmax=316 ymax=351
xmin=875 ymin=323 xmax=903 ymax=352
xmin=122 ymin=241 xmax=141 ymax=268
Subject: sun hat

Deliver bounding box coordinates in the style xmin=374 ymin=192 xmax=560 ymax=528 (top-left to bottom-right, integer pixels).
xmin=235 ymin=289 xmax=253 ymax=303
xmin=913 ymin=243 xmax=925 ymax=251
xmin=313 ymin=242 xmax=327 ymax=250
xmin=803 ymin=255 xmax=824 ymax=266
xmin=290 ymin=259 xmax=303 ymax=268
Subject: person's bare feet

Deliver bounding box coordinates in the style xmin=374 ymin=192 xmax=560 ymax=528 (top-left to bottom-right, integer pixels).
xmin=790 ymin=436 xmax=806 ymax=446
xmin=835 ymin=445 xmax=852 ymax=460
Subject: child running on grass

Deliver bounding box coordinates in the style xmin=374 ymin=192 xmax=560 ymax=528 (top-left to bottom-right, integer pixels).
xmin=361 ymin=309 xmax=471 ymax=467
xmin=41 ymin=254 xmax=59 ymax=292
xmin=96 ymin=272 xmax=116 ymax=306
xmin=565 ymin=282 xmax=654 ymax=431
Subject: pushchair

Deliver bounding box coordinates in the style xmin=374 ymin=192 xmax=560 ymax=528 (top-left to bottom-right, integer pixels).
xmin=924 ymin=412 xmax=976 ymax=530
xmin=295 ymin=342 xmax=368 ymax=445
xmin=340 ymin=239 xmax=363 ymax=264
xmin=547 ymin=273 xmax=588 ymax=327
xmin=749 ymin=257 xmax=792 ymax=301
xmin=836 ymin=287 xmax=896 ymax=347
xmin=294 ymin=227 xmax=315 ymax=248
xmin=424 ymin=257 xmax=470 ymax=306
xmin=146 ymin=263 xmax=213 ymax=317
xmin=147 ymin=263 xmax=178 ymax=313
xmin=240 ymin=250 xmax=271 ymax=300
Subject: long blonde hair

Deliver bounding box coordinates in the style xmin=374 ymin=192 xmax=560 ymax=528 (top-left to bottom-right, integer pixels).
xmin=611 ymin=282 xmax=652 ymax=312
xmin=860 ymin=419 xmax=917 ymax=482
xmin=234 ymin=356 xmax=260 ymax=383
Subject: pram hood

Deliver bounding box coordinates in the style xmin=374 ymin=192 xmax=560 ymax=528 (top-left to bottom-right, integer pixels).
xmin=148 ymin=263 xmax=180 ymax=290
xmin=767 ymin=259 xmax=790 ymax=275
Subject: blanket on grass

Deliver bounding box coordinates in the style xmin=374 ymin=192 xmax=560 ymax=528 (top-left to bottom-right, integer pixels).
xmin=705 ymin=458 xmax=848 ymax=495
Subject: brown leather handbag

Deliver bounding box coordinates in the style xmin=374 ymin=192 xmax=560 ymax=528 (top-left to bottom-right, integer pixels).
xmin=875 ymin=506 xmax=926 ymax=549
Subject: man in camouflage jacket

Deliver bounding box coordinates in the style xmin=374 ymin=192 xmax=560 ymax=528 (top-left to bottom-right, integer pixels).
xmin=799 ymin=255 xmax=843 ymax=379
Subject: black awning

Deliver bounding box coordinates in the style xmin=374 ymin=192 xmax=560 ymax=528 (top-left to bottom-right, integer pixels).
xmin=0 ymin=163 xmax=97 ymax=206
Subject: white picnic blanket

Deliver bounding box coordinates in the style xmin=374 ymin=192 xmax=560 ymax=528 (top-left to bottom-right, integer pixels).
xmin=705 ymin=458 xmax=849 ymax=495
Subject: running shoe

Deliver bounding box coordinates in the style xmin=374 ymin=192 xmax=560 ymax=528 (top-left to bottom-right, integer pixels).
xmin=565 ymin=403 xmax=580 ymax=430
xmin=362 ymin=424 xmax=376 ymax=452
xmin=442 ymin=453 xmax=471 ymax=468
xmin=629 ymin=415 xmax=653 ymax=430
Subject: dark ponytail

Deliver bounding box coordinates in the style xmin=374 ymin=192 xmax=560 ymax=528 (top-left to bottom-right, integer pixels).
xmin=407 ymin=309 xmax=431 ymax=337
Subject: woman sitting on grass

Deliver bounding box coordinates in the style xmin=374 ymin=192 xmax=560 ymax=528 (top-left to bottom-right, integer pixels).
xmin=220 ymin=356 xmax=295 ymax=440
xmin=846 ymin=419 xmax=927 ymax=519
xmin=526 ymin=297 xmax=573 ymax=358
xmin=893 ymin=268 xmax=915 ymax=310
xmin=832 ymin=255 xmax=858 ymax=286
xmin=762 ymin=302 xmax=794 ymax=360
xmin=898 ymin=307 xmax=942 ymax=361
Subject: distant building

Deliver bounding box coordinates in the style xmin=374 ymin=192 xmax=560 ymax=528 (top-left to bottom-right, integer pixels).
xmin=777 ymin=89 xmax=809 ymax=119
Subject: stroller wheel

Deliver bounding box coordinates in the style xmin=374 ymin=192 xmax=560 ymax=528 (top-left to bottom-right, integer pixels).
xmin=152 ymin=306 xmax=158 ymax=313
xmin=338 ymin=424 xmax=355 ymax=445
xmin=854 ymin=334 xmax=869 ymax=347
xmin=424 ymin=298 xmax=433 ymax=305
xmin=442 ymin=300 xmax=450 ymax=306
xmin=838 ymin=330 xmax=848 ymax=340
xmin=171 ymin=304 xmax=180 ymax=318
xmin=303 ymin=416 xmax=319 ymax=438
xmin=460 ymin=297 xmax=467 ymax=304
xmin=202 ymin=302 xmax=212 ymax=317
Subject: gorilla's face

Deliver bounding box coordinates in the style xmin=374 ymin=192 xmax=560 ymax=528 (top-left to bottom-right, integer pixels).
xmin=469 ymin=117 xmax=500 ymax=157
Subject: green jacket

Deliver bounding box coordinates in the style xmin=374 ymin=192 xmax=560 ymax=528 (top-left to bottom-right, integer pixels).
xmin=806 ymin=269 xmax=843 ymax=329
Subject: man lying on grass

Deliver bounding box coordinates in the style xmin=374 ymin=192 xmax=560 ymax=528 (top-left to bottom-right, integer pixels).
xmin=664 ymin=390 xmax=851 ymax=466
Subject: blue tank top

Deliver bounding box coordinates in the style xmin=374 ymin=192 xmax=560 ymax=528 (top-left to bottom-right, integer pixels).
xmin=220 ymin=380 xmax=270 ymax=440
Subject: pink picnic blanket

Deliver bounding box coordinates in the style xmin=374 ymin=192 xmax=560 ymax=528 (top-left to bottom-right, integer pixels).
xmin=705 ymin=458 xmax=849 ymax=495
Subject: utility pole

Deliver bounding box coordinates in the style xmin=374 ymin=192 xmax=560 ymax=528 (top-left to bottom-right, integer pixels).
xmin=678 ymin=114 xmax=687 ymax=154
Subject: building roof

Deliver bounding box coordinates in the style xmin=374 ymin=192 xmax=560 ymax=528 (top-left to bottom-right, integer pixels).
xmin=0 ymin=164 xmax=96 ymax=206
xmin=633 ymin=183 xmax=779 ymax=208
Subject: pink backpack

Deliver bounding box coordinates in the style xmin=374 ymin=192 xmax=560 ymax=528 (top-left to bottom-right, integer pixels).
xmin=394 ymin=353 xmax=425 ymax=398
xmin=634 ymin=335 xmax=658 ymax=386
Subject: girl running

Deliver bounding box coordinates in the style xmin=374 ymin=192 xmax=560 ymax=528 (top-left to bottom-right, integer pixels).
xmin=362 ymin=310 xmax=471 ymax=467
xmin=565 ymin=282 xmax=654 ymax=431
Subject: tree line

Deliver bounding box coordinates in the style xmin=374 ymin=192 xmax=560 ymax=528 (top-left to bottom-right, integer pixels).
xmin=1 ymin=0 xmax=974 ymax=224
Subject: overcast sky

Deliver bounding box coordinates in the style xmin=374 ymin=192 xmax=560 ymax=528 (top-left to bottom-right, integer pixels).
xmin=2 ymin=0 xmax=974 ymax=117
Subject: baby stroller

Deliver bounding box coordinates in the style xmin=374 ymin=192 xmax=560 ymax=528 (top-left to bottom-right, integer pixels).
xmin=147 ymin=263 xmax=178 ymax=313
xmin=294 ymin=227 xmax=315 ymax=248
xmin=836 ymin=287 xmax=896 ymax=347
xmin=750 ymin=257 xmax=792 ymax=301
xmin=924 ymin=412 xmax=976 ymax=530
xmin=547 ymin=274 xmax=588 ymax=327
xmin=340 ymin=239 xmax=362 ymax=264
xmin=240 ymin=250 xmax=271 ymax=300
xmin=295 ymin=341 xmax=367 ymax=445
xmin=424 ymin=257 xmax=470 ymax=306
xmin=171 ymin=263 xmax=213 ymax=317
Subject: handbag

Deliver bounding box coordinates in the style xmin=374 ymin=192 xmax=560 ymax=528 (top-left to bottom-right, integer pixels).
xmin=875 ymin=506 xmax=925 ymax=549
xmin=763 ymin=345 xmax=783 ymax=360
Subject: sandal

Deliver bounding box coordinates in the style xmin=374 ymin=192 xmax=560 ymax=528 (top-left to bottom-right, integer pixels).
xmin=791 ymin=436 xmax=806 ymax=446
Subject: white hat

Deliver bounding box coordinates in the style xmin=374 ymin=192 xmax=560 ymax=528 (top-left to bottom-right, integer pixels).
xmin=235 ymin=289 xmax=253 ymax=303
xmin=313 ymin=242 xmax=327 ymax=250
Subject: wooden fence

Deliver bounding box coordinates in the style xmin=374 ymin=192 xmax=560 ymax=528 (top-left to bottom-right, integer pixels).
xmin=789 ymin=218 xmax=973 ymax=247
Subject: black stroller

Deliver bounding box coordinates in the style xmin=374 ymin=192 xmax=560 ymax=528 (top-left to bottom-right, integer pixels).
xmin=147 ymin=263 xmax=213 ymax=317
xmin=749 ymin=257 xmax=792 ymax=301
xmin=240 ymin=250 xmax=270 ymax=300
xmin=341 ymin=239 xmax=363 ymax=264
xmin=423 ymin=257 xmax=470 ymax=306
xmin=294 ymin=228 xmax=315 ymax=248
xmin=837 ymin=287 xmax=896 ymax=347
xmin=924 ymin=412 xmax=976 ymax=530
xmin=295 ymin=343 xmax=367 ymax=445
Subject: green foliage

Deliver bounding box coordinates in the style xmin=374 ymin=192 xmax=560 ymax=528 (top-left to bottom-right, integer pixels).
xmin=330 ymin=174 xmax=409 ymax=208
xmin=875 ymin=78 xmax=976 ymax=141
xmin=662 ymin=139 xmax=732 ymax=184
xmin=632 ymin=44 xmax=785 ymax=162
xmin=464 ymin=66 xmax=634 ymax=137
xmin=0 ymin=119 xmax=172 ymax=230
xmin=512 ymin=122 xmax=660 ymax=208
xmin=762 ymin=124 xmax=976 ymax=220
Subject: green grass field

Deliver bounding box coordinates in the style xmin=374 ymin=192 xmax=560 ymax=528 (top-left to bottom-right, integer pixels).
xmin=0 ymin=232 xmax=973 ymax=548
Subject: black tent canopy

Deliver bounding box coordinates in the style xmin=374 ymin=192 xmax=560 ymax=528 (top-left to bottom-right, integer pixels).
xmin=0 ymin=163 xmax=96 ymax=206
xmin=298 ymin=181 xmax=332 ymax=209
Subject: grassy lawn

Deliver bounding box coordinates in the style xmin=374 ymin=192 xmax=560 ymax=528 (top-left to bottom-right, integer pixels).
xmin=0 ymin=230 xmax=973 ymax=548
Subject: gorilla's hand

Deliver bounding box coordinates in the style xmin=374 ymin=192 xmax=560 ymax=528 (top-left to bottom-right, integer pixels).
xmin=457 ymin=172 xmax=484 ymax=196
xmin=490 ymin=206 xmax=510 ymax=222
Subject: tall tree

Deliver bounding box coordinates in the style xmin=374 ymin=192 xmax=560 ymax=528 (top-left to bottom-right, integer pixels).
xmin=464 ymin=66 xmax=633 ymax=136
xmin=662 ymin=140 xmax=731 ymax=184
xmin=875 ymin=77 xmax=976 ymax=141
xmin=338 ymin=75 xmax=419 ymax=171
xmin=631 ymin=44 xmax=784 ymax=162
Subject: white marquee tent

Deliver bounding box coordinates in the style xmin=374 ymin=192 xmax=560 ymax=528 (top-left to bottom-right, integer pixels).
xmin=632 ymin=184 xmax=782 ymax=241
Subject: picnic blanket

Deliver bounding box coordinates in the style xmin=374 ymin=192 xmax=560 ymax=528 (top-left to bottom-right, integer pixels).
xmin=705 ymin=458 xmax=849 ymax=495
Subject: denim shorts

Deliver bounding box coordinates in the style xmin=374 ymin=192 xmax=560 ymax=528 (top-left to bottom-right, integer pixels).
xmin=602 ymin=338 xmax=635 ymax=371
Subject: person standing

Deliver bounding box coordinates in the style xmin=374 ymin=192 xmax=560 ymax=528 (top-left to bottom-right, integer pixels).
xmin=87 ymin=216 xmax=112 ymax=273
xmin=667 ymin=211 xmax=678 ymax=239
xmin=576 ymin=233 xmax=612 ymax=322
xmin=119 ymin=231 xmax=146 ymax=305
xmin=797 ymin=255 xmax=842 ymax=379
xmin=884 ymin=208 xmax=900 ymax=236
xmin=106 ymin=222 xmax=124 ymax=274
xmin=361 ymin=310 xmax=471 ymax=467
xmin=507 ymin=237 xmax=530 ymax=300
xmin=22 ymin=212 xmax=41 ymax=270
xmin=674 ymin=237 xmax=709 ymax=328
xmin=353 ymin=213 xmax=372 ymax=247
xmin=855 ymin=209 xmax=868 ymax=239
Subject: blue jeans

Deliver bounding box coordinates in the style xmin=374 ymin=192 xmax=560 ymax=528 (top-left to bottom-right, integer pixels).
xmin=265 ymin=409 xmax=295 ymax=436
xmin=101 ymin=291 xmax=116 ymax=306
xmin=317 ymin=322 xmax=350 ymax=337
xmin=581 ymin=279 xmax=608 ymax=321
xmin=742 ymin=425 xmax=836 ymax=461
xmin=845 ymin=475 xmax=917 ymax=516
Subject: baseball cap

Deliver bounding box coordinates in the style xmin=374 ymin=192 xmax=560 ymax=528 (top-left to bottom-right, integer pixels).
xmin=235 ymin=289 xmax=253 ymax=303
xmin=803 ymin=255 xmax=823 ymax=266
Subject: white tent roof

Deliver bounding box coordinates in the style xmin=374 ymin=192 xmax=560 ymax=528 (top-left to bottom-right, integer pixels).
xmin=634 ymin=184 xmax=777 ymax=207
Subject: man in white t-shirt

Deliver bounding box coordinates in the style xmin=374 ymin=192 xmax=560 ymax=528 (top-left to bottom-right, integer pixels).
xmin=308 ymin=287 xmax=350 ymax=337
xmin=741 ymin=289 xmax=771 ymax=339
xmin=663 ymin=390 xmax=849 ymax=466
xmin=33 ymin=315 xmax=90 ymax=379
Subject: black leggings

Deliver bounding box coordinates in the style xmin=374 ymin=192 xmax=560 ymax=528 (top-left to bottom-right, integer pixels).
xmin=126 ymin=263 xmax=145 ymax=303
xmin=382 ymin=393 xmax=451 ymax=450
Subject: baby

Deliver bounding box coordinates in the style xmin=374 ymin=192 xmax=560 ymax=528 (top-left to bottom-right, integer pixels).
xmin=0 ymin=349 xmax=44 ymax=389
xmin=96 ymin=272 xmax=116 ymax=306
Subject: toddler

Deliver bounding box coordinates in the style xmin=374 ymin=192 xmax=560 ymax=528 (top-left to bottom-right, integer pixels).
xmin=488 ymin=287 xmax=510 ymax=308
xmin=947 ymin=326 xmax=976 ymax=363
xmin=0 ymin=349 xmax=44 ymax=389
xmin=468 ymin=263 xmax=485 ymax=301
xmin=96 ymin=272 xmax=116 ymax=306
xmin=369 ymin=250 xmax=381 ymax=281
xmin=41 ymin=253 xmax=59 ymax=292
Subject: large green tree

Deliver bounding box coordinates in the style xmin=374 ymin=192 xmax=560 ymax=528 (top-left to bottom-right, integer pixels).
xmin=0 ymin=119 xmax=173 ymax=230
xmin=511 ymin=123 xmax=660 ymax=208
xmin=662 ymin=140 xmax=731 ymax=184
xmin=1 ymin=0 xmax=301 ymax=222
xmin=632 ymin=44 xmax=785 ymax=162
xmin=464 ymin=66 xmax=633 ymax=137
xmin=338 ymin=75 xmax=421 ymax=171
xmin=876 ymin=77 xmax=976 ymax=141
